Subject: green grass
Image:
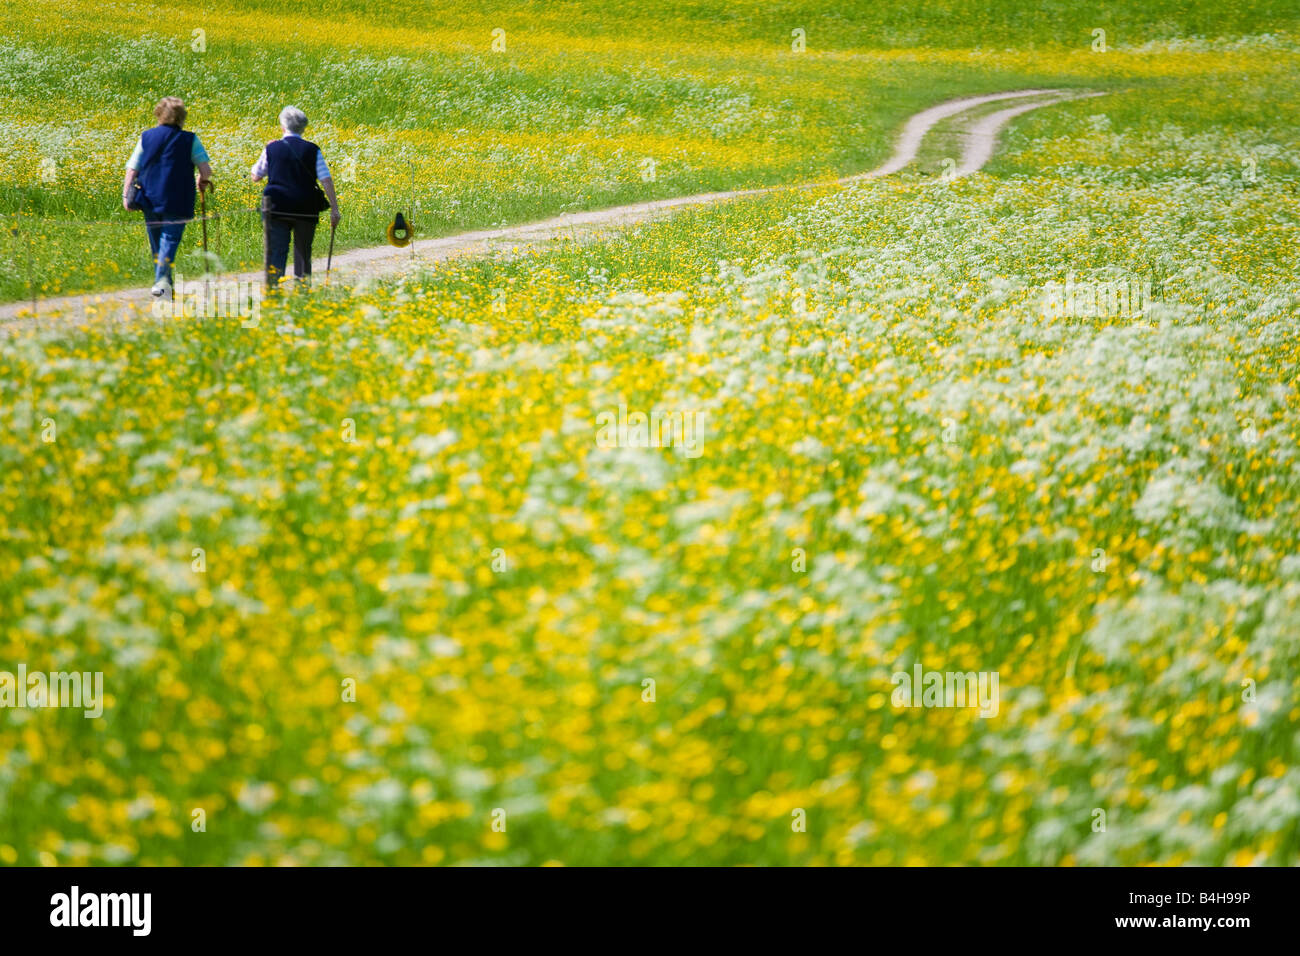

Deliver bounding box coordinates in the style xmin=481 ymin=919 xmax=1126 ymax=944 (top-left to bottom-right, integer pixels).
xmin=4 ymin=1 xmax=1297 ymax=300
xmin=1 ymin=2 xmax=1299 ymax=868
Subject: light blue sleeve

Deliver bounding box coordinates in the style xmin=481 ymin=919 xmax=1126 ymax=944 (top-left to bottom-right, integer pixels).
xmin=315 ymin=149 xmax=331 ymax=180
xmin=126 ymin=139 xmax=143 ymax=170
xmin=191 ymin=136 xmax=210 ymax=164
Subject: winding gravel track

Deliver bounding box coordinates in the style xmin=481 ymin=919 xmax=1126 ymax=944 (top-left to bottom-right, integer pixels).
xmin=0 ymin=87 xmax=1101 ymax=327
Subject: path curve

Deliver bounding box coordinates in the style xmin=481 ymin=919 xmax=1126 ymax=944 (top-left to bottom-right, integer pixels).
xmin=1 ymin=87 xmax=1102 ymax=328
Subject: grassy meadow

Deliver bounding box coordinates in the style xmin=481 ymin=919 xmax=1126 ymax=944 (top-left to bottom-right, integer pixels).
xmin=1 ymin=0 xmax=1297 ymax=299
xmin=1 ymin=3 xmax=1300 ymax=866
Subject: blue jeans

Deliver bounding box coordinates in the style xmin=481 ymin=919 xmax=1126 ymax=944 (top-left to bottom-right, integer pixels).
xmin=144 ymin=216 xmax=186 ymax=283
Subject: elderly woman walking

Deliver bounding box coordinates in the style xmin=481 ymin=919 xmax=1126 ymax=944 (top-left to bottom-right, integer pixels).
xmin=250 ymin=106 xmax=341 ymax=289
xmin=121 ymin=96 xmax=214 ymax=296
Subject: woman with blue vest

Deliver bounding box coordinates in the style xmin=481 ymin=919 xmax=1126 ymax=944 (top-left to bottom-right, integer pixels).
xmin=250 ymin=106 xmax=341 ymax=289
xmin=121 ymin=97 xmax=214 ymax=297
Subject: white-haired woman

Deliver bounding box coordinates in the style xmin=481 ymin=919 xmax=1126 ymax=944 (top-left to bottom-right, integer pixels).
xmin=250 ymin=106 xmax=341 ymax=288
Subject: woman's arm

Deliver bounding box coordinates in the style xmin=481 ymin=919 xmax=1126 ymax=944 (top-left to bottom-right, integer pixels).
xmin=197 ymin=161 xmax=213 ymax=192
xmin=250 ymin=148 xmax=268 ymax=182
xmin=320 ymin=176 xmax=341 ymax=227
xmin=122 ymin=168 xmax=137 ymax=211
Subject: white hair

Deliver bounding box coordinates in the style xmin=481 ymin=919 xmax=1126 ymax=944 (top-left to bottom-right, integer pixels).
xmin=279 ymin=106 xmax=308 ymax=134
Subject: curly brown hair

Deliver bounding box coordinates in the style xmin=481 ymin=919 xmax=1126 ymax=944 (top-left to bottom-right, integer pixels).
xmin=153 ymin=96 xmax=187 ymax=127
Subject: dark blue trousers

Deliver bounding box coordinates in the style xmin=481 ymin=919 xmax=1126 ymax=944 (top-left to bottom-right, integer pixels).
xmin=263 ymin=212 xmax=318 ymax=286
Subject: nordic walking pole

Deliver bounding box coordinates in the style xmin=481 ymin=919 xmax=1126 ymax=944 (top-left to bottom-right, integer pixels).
xmin=23 ymin=228 xmax=35 ymax=316
xmin=326 ymin=220 xmax=336 ymax=285
xmin=199 ymin=184 xmax=210 ymax=275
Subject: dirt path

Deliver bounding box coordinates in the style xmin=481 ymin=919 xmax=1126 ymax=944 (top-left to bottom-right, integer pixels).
xmin=0 ymin=87 xmax=1100 ymax=330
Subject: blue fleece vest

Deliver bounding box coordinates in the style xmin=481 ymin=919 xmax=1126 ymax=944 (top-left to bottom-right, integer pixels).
xmin=262 ymin=138 xmax=322 ymax=215
xmin=136 ymin=125 xmax=196 ymax=222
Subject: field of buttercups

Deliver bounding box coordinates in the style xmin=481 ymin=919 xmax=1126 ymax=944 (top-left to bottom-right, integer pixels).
xmin=1 ymin=6 xmax=1299 ymax=865
xmin=2 ymin=0 xmax=1297 ymax=300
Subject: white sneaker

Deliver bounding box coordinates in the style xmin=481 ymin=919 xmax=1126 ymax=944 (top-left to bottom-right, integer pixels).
xmin=150 ymin=278 xmax=171 ymax=298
